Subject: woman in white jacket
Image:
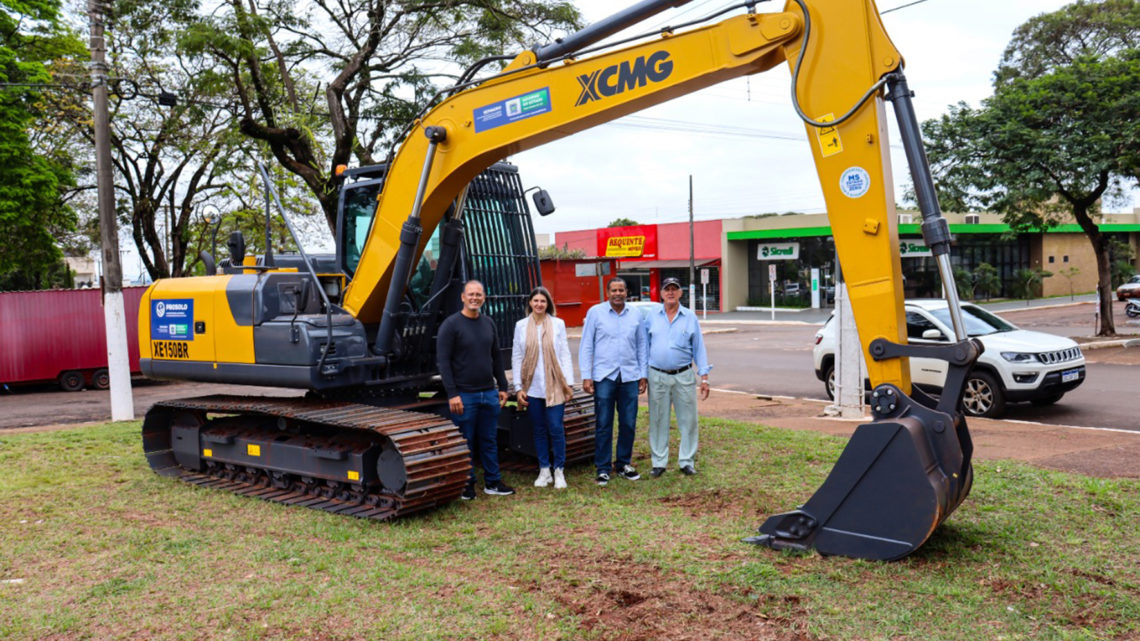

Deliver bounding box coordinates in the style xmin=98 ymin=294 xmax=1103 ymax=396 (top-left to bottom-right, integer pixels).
xmin=512 ymin=286 xmax=575 ymax=489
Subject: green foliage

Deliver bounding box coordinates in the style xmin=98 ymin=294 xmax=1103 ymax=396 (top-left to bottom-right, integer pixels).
xmin=1056 ymin=266 xmax=1081 ymax=299
xmin=0 ymin=256 xmax=73 ymax=291
xmin=1 ymin=418 xmax=1139 ymax=640
xmin=973 ymin=262 xmax=1001 ymax=299
xmin=607 ymin=217 xmax=639 ymax=228
xmin=923 ymin=1 xmax=1140 ymax=333
xmin=1012 ymin=267 xmax=1053 ymax=301
xmin=0 ymin=0 xmax=85 ymax=286
xmin=179 ymin=0 xmax=582 ymax=229
xmin=1109 ymin=237 xmax=1137 ymax=286
xmin=925 ymin=53 xmax=1140 ymax=225
xmin=40 ymin=1 xmax=270 ymax=281
xmin=537 ymin=243 xmax=585 ymax=259
xmin=995 ymin=0 xmax=1140 ymax=86
xmin=952 ymin=265 xmax=974 ymax=300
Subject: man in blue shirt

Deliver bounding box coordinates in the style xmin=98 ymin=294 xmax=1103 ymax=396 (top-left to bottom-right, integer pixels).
xmin=579 ymin=277 xmax=648 ymax=486
xmin=646 ymin=277 xmax=711 ymax=477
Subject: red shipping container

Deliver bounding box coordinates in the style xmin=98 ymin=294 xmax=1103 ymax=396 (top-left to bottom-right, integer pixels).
xmin=539 ymin=259 xmax=617 ymax=327
xmin=0 ymin=287 xmax=145 ymax=390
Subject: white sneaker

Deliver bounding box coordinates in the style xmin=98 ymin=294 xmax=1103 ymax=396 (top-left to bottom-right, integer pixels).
xmin=534 ymin=467 xmax=553 ymax=487
xmin=553 ymin=468 xmax=566 ymax=489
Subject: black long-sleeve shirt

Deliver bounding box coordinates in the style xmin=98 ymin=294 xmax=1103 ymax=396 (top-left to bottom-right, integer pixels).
xmin=436 ymin=311 xmax=509 ymax=398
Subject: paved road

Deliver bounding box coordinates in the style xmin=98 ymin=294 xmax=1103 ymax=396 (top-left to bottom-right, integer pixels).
xmin=700 ymin=323 xmax=1140 ymax=433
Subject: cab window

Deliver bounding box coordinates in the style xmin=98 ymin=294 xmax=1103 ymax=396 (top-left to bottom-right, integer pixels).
xmin=340 ymin=181 xmax=382 ymax=276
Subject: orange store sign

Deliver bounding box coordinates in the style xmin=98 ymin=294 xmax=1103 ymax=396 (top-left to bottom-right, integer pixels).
xmin=597 ymin=224 xmax=657 ymax=259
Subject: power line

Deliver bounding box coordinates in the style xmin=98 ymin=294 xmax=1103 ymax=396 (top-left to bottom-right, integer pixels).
xmin=881 ymin=0 xmax=933 ymax=15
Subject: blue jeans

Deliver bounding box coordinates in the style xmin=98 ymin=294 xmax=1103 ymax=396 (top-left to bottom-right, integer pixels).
xmin=452 ymin=389 xmax=502 ymax=484
xmin=593 ymin=375 xmax=639 ymax=474
xmin=528 ymin=397 xmax=566 ymax=469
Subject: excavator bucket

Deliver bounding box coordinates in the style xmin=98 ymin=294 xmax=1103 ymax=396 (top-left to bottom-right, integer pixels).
xmin=749 ymin=391 xmax=973 ymax=561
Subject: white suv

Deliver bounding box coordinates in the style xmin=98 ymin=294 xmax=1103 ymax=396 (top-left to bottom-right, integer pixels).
xmin=812 ymin=299 xmax=1086 ymax=418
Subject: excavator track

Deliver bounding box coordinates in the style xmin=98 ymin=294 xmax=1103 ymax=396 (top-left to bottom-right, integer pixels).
xmin=500 ymin=390 xmax=596 ymax=470
xmin=142 ymin=396 xmax=471 ymax=520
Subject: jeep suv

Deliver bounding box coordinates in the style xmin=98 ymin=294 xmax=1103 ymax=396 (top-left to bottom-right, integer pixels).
xmin=812 ymin=299 xmax=1086 ymax=418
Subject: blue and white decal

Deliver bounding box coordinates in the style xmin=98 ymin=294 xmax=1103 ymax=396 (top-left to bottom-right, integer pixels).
xmin=838 ymin=167 xmax=871 ymax=199
xmin=151 ymin=298 xmax=194 ymax=341
xmin=473 ymin=88 xmax=551 ymax=133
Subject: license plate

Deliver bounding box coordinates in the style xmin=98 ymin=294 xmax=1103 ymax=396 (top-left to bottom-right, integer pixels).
xmin=1061 ymin=368 xmax=1080 ymax=383
xmin=152 ymin=340 xmax=190 ymax=360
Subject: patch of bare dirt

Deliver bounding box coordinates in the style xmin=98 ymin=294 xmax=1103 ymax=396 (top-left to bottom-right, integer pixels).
xmin=658 ymin=487 xmax=784 ymax=520
xmin=528 ymin=547 xmax=816 ymax=641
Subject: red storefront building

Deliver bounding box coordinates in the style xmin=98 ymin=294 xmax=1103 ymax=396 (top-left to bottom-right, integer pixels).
xmin=554 ymin=220 xmax=723 ymax=311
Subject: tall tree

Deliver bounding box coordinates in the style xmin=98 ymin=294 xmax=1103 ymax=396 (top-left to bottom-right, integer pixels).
xmin=181 ymin=0 xmax=582 ymax=231
xmin=0 ymin=0 xmax=85 ymax=288
xmin=104 ymin=0 xmax=251 ymax=279
xmin=994 ymin=0 xmax=1140 ymax=85
xmin=923 ymin=1 xmax=1140 ymax=336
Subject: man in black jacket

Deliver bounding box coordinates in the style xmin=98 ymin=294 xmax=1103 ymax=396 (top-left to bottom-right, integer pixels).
xmin=436 ymin=280 xmax=515 ymax=499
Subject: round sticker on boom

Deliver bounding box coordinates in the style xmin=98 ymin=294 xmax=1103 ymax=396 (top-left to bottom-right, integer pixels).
xmin=839 ymin=167 xmax=871 ymax=199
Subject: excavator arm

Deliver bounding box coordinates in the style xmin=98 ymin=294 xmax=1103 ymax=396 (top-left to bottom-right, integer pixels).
xmin=347 ymin=0 xmax=910 ymax=391
xmin=347 ymin=0 xmax=980 ymax=560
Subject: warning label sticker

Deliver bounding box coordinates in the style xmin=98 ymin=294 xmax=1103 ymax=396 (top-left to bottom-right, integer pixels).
xmin=815 ymin=113 xmax=843 ymax=158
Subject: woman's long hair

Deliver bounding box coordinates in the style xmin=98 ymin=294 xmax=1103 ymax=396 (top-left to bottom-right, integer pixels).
xmin=526 ymin=286 xmax=556 ymax=317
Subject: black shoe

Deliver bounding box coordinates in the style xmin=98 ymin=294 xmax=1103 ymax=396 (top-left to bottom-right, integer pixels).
xmin=618 ymin=464 xmax=640 ymax=481
xmin=650 ymin=467 xmax=666 ymax=478
xmin=596 ymin=472 xmax=610 ymax=486
xmin=484 ymin=481 xmax=516 ymax=496
xmin=680 ymin=465 xmax=697 ymax=476
xmin=460 ymin=483 xmax=477 ymax=500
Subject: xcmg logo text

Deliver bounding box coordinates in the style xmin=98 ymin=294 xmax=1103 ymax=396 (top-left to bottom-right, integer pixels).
xmin=575 ymin=50 xmax=673 ymax=106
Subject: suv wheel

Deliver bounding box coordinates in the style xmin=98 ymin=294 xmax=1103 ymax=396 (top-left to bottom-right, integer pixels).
xmin=823 ymin=364 xmax=835 ymax=400
xmin=962 ymin=371 xmax=1005 ymax=418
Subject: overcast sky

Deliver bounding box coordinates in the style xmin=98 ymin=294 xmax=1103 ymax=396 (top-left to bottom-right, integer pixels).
xmin=510 ymin=0 xmax=1130 ymax=238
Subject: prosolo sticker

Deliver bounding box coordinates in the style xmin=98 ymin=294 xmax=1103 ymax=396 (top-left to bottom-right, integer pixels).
xmin=839 ymin=167 xmax=871 ymax=199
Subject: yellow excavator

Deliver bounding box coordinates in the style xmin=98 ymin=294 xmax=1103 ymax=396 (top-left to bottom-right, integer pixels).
xmin=140 ymin=0 xmax=980 ymax=560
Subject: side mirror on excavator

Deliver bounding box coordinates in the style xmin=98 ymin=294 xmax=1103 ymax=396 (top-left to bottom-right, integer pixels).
xmin=227 ymin=231 xmax=246 ymax=266
xmin=531 ymin=188 xmax=555 ymax=216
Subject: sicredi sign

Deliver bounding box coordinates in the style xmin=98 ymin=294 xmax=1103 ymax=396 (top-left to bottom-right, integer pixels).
xmin=757 ymin=242 xmax=799 ymax=260
xmin=899 ymin=238 xmax=932 ymax=257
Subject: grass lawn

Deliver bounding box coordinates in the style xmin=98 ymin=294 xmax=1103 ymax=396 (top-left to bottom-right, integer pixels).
xmin=0 ymin=415 xmax=1137 ymax=641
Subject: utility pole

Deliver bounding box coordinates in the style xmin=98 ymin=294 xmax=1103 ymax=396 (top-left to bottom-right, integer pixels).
xmin=89 ymin=0 xmax=134 ymax=420
xmin=688 ymin=175 xmax=695 ymax=308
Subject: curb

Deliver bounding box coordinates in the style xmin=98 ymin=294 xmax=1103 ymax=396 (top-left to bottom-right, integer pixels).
xmin=1080 ymin=338 xmax=1140 ymax=350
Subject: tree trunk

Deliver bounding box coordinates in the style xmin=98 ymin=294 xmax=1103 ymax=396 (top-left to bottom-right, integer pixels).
xmin=1070 ymin=198 xmax=1116 ymax=336
xmin=317 ymin=184 xmax=339 ymax=231
xmin=1093 ymin=236 xmax=1116 ymax=336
